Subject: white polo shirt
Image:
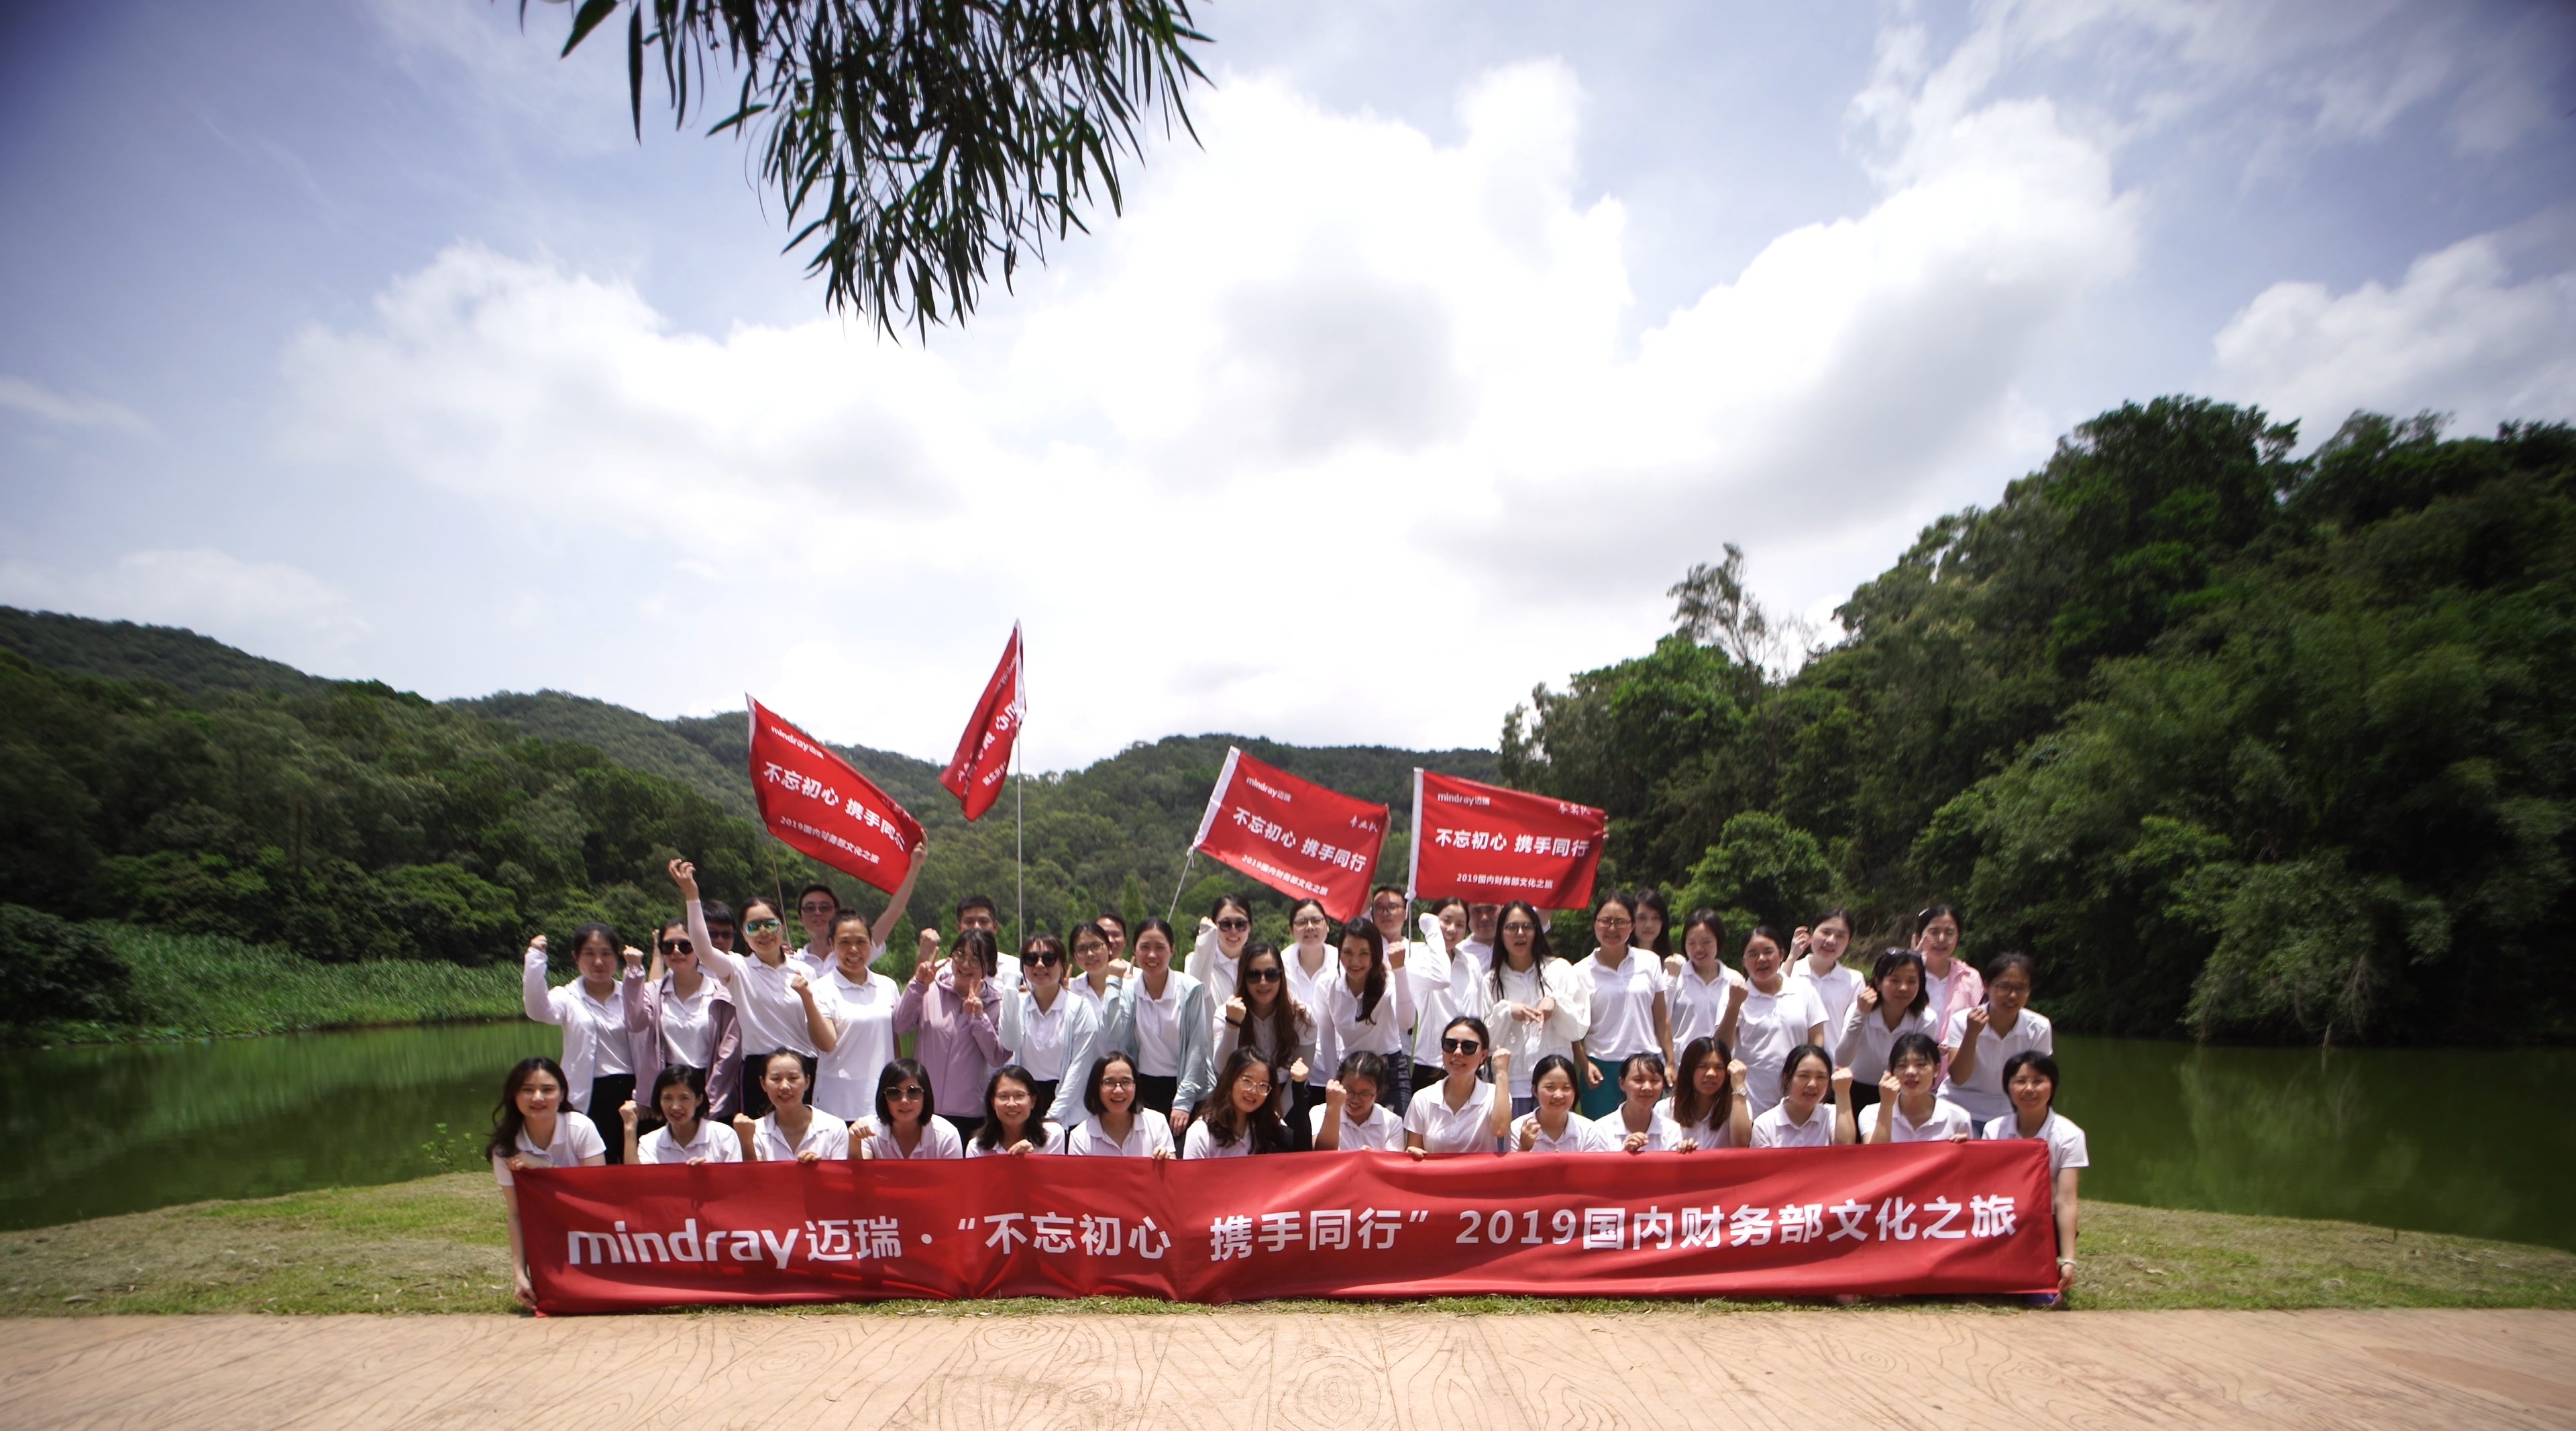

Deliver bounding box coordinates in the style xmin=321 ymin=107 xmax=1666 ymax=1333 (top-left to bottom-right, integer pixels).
xmin=637 ymin=1119 xmax=743 ymax=1164
xmin=1750 ymin=1100 xmax=1835 ymax=1149
xmin=1734 ymin=979 xmax=1831 ymax=1117
xmin=490 ymin=1112 xmax=605 ymax=1186
xmin=1510 ymin=1111 xmax=1619 ymax=1153
xmin=1065 ymin=1114 xmax=1175 ymax=1157
xmin=1860 ymin=1098 xmax=1976 ymax=1144
xmin=1835 ymin=1000 xmax=1939 ymax=1083
xmin=1308 ymin=1101 xmax=1405 ymax=1153
xmin=812 ymin=967 xmax=900 ymax=1124
xmin=1789 ymin=959 xmax=1867 ymax=1037
xmin=1668 ymin=963 xmax=1745 ymax=1049
xmin=1401 ymin=1077 xmax=1495 ymax=1154
xmin=1985 ymin=1109 xmax=2090 ymax=1174
xmin=1574 ymin=949 xmax=1668 ymax=1061
xmin=656 ymin=975 xmax=726 ymax=1069
xmin=1652 ymin=1094 xmax=1737 ymax=1150
xmin=1940 ymin=1007 xmax=2055 ymax=1125
xmin=1003 ymin=987 xmax=1082 ymax=1081
xmin=710 ymin=949 xmax=820 ymax=1057
xmin=1132 ymin=974 xmax=1185 ymax=1078
xmin=863 ymin=1115 xmax=964 ymax=1161
xmin=752 ymin=1108 xmax=849 ymax=1161
xmin=1181 ymin=1119 xmax=1265 ymax=1159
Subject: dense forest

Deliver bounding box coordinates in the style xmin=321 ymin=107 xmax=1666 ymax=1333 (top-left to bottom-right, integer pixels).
xmin=1501 ymin=400 xmax=2573 ymax=1047
xmin=3 ymin=396 xmax=2568 ymax=1047
xmin=0 ymin=604 xmax=1487 ymax=1032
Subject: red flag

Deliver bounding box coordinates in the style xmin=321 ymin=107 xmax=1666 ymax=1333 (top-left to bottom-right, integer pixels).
xmin=747 ymin=696 xmax=925 ymax=894
xmin=1408 ymin=770 xmax=1607 ymax=910
xmin=938 ymin=623 xmax=1026 ymax=821
xmin=1189 ymin=748 xmax=1387 ymax=922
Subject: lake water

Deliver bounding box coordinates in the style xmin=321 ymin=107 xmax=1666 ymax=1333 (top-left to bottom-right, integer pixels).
xmin=3 ymin=1027 xmax=2569 ymax=1249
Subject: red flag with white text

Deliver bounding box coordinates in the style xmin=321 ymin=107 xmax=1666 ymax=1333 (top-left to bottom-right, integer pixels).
xmin=938 ymin=623 xmax=1025 ymax=821
xmin=1408 ymin=770 xmax=1607 ymax=910
xmin=747 ymin=696 xmax=924 ymax=894
xmin=1190 ymin=748 xmax=1387 ymax=923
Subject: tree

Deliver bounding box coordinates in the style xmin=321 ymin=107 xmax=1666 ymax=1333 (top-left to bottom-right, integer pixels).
xmin=545 ymin=0 xmax=1210 ymax=335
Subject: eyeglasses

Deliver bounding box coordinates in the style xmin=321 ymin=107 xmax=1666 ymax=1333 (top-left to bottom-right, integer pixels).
xmin=1244 ymin=967 xmax=1283 ymax=983
xmin=1595 ymin=914 xmax=1632 ymax=927
xmin=1072 ymin=944 xmax=1105 ymax=957
xmin=1292 ymin=914 xmax=1327 ymax=926
xmin=1440 ymin=1037 xmax=1483 ymax=1055
xmin=798 ymin=902 xmax=837 ymax=915
xmin=743 ymin=918 xmax=782 ymax=933
xmin=1099 ymin=1077 xmax=1136 ymax=1089
xmin=658 ymin=939 xmax=694 ymax=954
xmin=888 ymin=1086 xmax=926 ymax=1100
xmin=1500 ymin=921 xmax=1537 ymax=934
xmin=1239 ymin=1080 xmax=1273 ymax=1094
xmin=1216 ymin=917 xmax=1250 ymax=932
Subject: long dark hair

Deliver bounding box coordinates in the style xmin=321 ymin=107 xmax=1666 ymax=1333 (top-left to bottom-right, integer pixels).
xmin=1192 ymin=1047 xmax=1286 ymax=1153
xmin=953 ymin=928 xmax=999 ymax=979
xmin=568 ymin=921 xmax=618 ymax=960
xmin=1527 ymin=1052 xmax=1582 ymax=1102
xmin=1487 ymin=900 xmax=1556 ymax=1002
xmin=1631 ymin=886 xmax=1674 ymax=957
xmin=1780 ymin=1043 xmax=1833 ymax=1093
xmin=873 ymin=1057 xmax=934 ymax=1129
xmin=486 ymin=1056 xmax=572 ymax=1163
xmin=648 ymin=1065 xmax=706 ymax=1126
xmin=1670 ymin=1036 xmax=1733 ymax=1129
xmin=1680 ymin=908 xmax=1727 ymax=963
xmin=2001 ymin=1050 xmax=2060 ymax=1108
xmin=1208 ymin=892 xmax=1252 ymax=926
xmin=1235 ymin=943 xmax=1309 ymax=1059
xmin=1338 ymin=920 xmax=1389 ymax=1023
xmin=1131 ymin=915 xmax=1179 ymax=963
xmin=974 ymin=1064 xmax=1044 ymax=1153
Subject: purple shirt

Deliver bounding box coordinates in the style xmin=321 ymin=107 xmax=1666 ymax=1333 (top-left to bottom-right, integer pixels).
xmin=894 ymin=969 xmax=1007 ymax=1118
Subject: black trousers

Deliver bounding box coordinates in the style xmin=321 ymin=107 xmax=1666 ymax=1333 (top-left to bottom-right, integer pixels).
xmin=947 ymin=1114 xmax=985 ymax=1140
xmin=739 ymin=1053 xmax=818 ymax=1120
xmin=1136 ymin=1072 xmax=1180 ymax=1115
xmin=588 ymin=1074 xmax=637 ymax=1165
xmin=1287 ymin=1081 xmax=1324 ymax=1150
xmin=1027 ymin=1080 xmax=1060 ymax=1122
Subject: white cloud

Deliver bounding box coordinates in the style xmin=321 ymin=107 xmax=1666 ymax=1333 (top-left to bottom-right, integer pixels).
xmin=0 ymin=548 xmax=371 ymax=658
xmin=0 ymin=376 xmax=151 ymax=435
xmin=2211 ymin=227 xmax=2576 ymax=441
xmin=270 ymin=45 xmax=2145 ymax=765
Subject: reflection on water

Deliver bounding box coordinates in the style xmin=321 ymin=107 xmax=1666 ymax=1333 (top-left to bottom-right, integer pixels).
xmin=2055 ymin=1036 xmax=2575 ymax=1251
xmin=3 ymin=1025 xmax=2569 ymax=1249
xmin=0 ymin=1022 xmax=551 ymax=1230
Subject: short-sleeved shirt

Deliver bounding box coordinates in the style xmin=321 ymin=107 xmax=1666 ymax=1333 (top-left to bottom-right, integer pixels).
xmin=1750 ymin=1100 xmax=1835 ymax=1149
xmin=1065 ymin=1115 xmax=1176 ymax=1157
xmin=1984 ymin=1110 xmax=2089 ymax=1174
xmin=1859 ymin=1098 xmax=1975 ymax=1144
xmin=1509 ymin=1111 xmax=1619 ymax=1153
xmin=1668 ymin=963 xmax=1744 ymax=1049
xmin=813 ymin=967 xmax=900 ymax=1123
xmin=1574 ymin=950 xmax=1669 ymax=1060
xmin=1651 ymin=1094 xmax=1737 ymax=1150
xmin=1308 ymin=1101 xmax=1405 ymax=1153
xmin=1132 ymin=975 xmax=1185 ymax=1077
xmin=1403 ymin=1077 xmax=1495 ymax=1154
xmin=1788 ymin=960 xmax=1866 ymax=1037
xmin=752 ymin=1108 xmax=850 ymax=1161
xmin=1734 ymin=979 xmax=1831 ymax=1116
xmin=863 ymin=1115 xmax=963 ymax=1161
xmin=637 ymin=1120 xmax=743 ymax=1164
xmin=1939 ymin=1007 xmax=2055 ymax=1123
xmin=490 ymin=1112 xmax=606 ymax=1186
xmin=1181 ymin=1119 xmax=1270 ymax=1159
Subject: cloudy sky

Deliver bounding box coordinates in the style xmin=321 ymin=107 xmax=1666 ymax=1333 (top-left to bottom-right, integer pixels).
xmin=3 ymin=0 xmax=2571 ymax=771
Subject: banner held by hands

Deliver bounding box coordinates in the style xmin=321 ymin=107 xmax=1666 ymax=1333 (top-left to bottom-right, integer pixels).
xmin=747 ymin=696 xmax=926 ymax=895
xmin=1409 ymin=770 xmax=1607 ymax=910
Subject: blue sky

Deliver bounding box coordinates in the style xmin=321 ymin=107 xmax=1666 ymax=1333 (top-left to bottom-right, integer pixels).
xmin=3 ymin=0 xmax=2571 ymax=769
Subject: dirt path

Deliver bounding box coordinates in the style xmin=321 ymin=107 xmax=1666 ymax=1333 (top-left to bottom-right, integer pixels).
xmin=3 ymin=1308 xmax=2571 ymax=1428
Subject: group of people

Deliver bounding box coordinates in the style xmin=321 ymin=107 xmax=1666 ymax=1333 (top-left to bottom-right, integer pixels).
xmin=492 ymin=857 xmax=2087 ymax=1306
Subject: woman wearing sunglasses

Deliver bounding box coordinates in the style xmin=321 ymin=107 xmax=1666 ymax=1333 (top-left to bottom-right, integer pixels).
xmin=623 ymin=916 xmax=742 ymax=1124
xmin=669 ymin=859 xmax=839 ymax=1120
xmin=858 ymin=1059 xmax=963 ymax=1160
xmin=1218 ymin=943 xmax=1314 ymax=1137
xmin=1186 ymin=894 xmax=1256 ymax=1026
xmin=1403 ymin=1016 xmax=1512 ymax=1157
xmin=1000 ymin=933 xmax=1102 ymax=1125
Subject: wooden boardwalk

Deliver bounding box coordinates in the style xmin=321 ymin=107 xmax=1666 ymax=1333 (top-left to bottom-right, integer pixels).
xmin=3 ymin=1309 xmax=2572 ymax=1428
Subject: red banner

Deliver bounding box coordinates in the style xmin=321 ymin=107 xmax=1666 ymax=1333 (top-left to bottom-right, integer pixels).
xmin=1408 ymin=770 xmax=1608 ymax=910
xmin=1189 ymin=748 xmax=1388 ymax=922
xmin=938 ymin=623 xmax=1024 ymax=822
xmin=515 ymin=1141 xmax=2055 ymax=1313
xmin=747 ymin=696 xmax=925 ymax=894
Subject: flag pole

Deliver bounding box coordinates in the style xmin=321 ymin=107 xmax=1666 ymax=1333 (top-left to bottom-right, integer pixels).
xmin=1166 ymin=849 xmax=1197 ymax=924
xmin=1014 ymin=731 xmax=1025 ymax=949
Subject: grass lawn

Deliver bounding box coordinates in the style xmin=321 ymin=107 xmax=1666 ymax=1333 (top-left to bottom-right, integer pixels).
xmin=3 ymin=1175 xmax=2569 ymax=1317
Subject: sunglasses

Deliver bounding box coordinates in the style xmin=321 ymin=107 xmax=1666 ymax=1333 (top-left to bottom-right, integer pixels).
xmin=888 ymin=1085 xmax=926 ymax=1100
xmin=658 ymin=939 xmax=694 ymax=954
xmin=1440 ymin=1037 xmax=1484 ymax=1055
xmin=1028 ymin=951 xmax=1066 ymax=967
xmin=1216 ymin=917 xmax=1250 ymax=932
xmin=1244 ymin=967 xmax=1283 ymax=983
xmin=743 ymin=918 xmax=782 ymax=933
